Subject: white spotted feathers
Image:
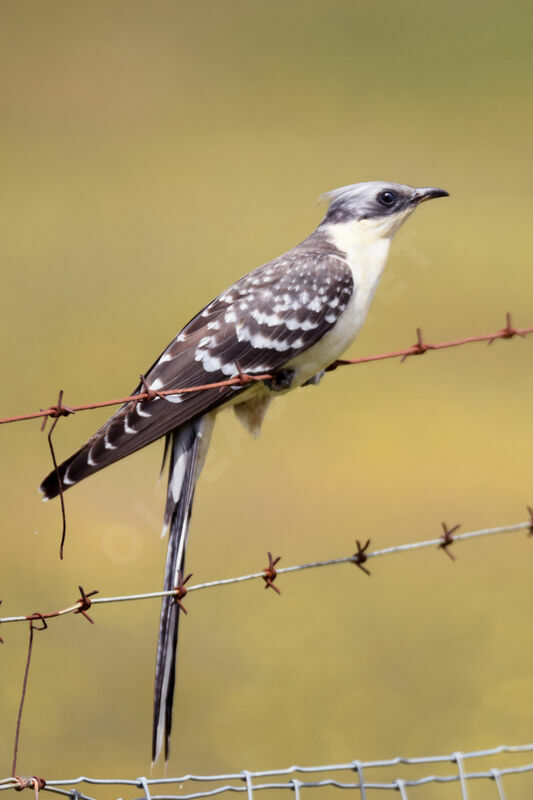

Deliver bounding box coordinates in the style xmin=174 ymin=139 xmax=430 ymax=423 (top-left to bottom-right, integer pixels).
xmin=39 ymin=230 xmax=353 ymax=499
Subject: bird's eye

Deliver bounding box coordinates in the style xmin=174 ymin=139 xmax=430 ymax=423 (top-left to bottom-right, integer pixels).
xmin=378 ymin=190 xmax=397 ymax=207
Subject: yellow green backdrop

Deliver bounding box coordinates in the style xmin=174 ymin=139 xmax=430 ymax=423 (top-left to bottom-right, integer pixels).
xmin=0 ymin=1 xmax=532 ymax=795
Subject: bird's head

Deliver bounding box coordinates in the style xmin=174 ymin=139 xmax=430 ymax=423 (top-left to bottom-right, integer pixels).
xmin=319 ymin=181 xmax=449 ymax=241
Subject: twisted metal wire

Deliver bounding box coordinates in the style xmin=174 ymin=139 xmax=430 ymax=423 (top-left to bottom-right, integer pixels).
xmin=2 ymin=744 xmax=533 ymax=799
xmin=0 ymin=518 xmax=530 ymax=627
xmin=0 ymin=314 xmax=531 ymax=426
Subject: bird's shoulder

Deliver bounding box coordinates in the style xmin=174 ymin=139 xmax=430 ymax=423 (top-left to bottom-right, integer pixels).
xmin=185 ymin=232 xmax=353 ymax=334
xmin=146 ymin=232 xmax=354 ymax=389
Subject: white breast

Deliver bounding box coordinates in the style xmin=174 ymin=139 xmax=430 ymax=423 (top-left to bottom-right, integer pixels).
xmin=285 ymin=220 xmax=393 ymax=385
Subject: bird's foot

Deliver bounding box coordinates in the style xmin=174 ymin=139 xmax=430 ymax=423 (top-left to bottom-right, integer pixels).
xmin=302 ymin=369 xmax=326 ymax=387
xmin=264 ymin=368 xmax=296 ymax=392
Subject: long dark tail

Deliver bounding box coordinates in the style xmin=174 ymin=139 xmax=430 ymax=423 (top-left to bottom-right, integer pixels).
xmin=152 ymin=415 xmax=214 ymax=764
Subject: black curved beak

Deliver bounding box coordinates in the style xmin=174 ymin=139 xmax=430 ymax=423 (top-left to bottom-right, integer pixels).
xmin=412 ymin=187 xmax=449 ymax=205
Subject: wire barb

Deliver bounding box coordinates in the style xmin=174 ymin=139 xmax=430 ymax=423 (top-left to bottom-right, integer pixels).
xmin=136 ymin=375 xmax=164 ymax=406
xmin=488 ymin=312 xmax=525 ymax=344
xmin=39 ymin=390 xmax=75 ymax=433
xmin=400 ymin=327 xmax=434 ymax=362
xmin=73 ymin=586 xmax=99 ymax=624
xmin=352 ymin=539 xmax=371 ymax=575
xmin=439 ymin=522 xmax=460 ymax=561
xmin=262 ymin=552 xmax=282 ymax=594
xmin=171 ymin=571 xmax=193 ymax=614
xmin=234 ymin=361 xmax=256 ymax=386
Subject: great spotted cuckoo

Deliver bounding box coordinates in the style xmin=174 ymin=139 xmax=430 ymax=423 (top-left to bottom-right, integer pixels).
xmin=40 ymin=181 xmax=448 ymax=761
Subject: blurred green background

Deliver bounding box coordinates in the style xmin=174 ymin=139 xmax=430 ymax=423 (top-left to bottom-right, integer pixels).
xmin=1 ymin=0 xmax=532 ymax=795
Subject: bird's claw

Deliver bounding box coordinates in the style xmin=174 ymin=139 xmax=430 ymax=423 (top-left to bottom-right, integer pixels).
xmin=264 ymin=369 xmax=296 ymax=392
xmin=302 ymin=370 xmax=326 ymax=387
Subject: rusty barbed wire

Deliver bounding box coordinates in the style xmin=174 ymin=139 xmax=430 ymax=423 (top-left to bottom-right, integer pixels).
xmin=0 ymin=515 xmax=530 ymax=630
xmin=1 ymin=743 xmax=533 ymax=799
xmin=3 ymin=313 xmax=531 ymax=558
xmin=40 ymin=392 xmax=70 ymax=559
xmin=7 ymin=588 xmax=99 ymax=782
xmin=0 ymin=314 xmax=531 ymax=427
xmin=10 ymin=620 xmax=47 ymax=780
xmin=2 ymin=515 xmax=530 ymax=766
xmin=0 ymin=319 xmax=530 ymax=800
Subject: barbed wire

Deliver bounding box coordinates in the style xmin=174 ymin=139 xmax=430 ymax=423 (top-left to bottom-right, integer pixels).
xmin=2 ymin=315 xmax=532 ymax=792
xmin=3 ymin=513 xmax=530 ymax=779
xmin=2 ymin=743 xmax=533 ymax=799
xmin=0 ymin=314 xmax=531 ymax=426
xmin=1 ymin=514 xmax=531 ymax=628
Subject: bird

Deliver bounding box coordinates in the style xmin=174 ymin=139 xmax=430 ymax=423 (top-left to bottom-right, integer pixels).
xmin=39 ymin=181 xmax=448 ymax=762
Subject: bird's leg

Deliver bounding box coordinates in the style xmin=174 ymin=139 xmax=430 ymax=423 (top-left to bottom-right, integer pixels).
xmin=264 ymin=368 xmax=296 ymax=392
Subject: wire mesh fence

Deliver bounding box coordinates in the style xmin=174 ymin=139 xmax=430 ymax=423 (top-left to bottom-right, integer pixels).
xmin=2 ymin=744 xmax=533 ymax=800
